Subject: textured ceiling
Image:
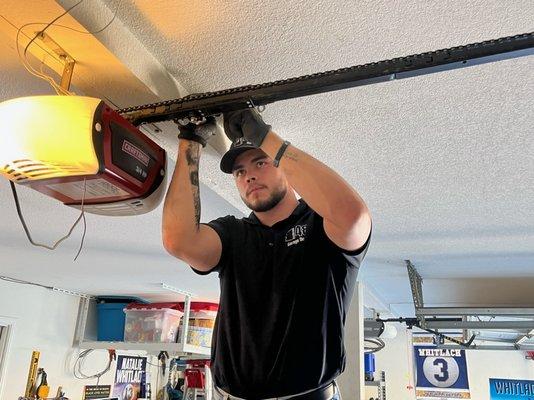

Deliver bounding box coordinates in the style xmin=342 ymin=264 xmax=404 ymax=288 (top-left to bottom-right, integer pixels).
xmin=0 ymin=0 xmax=533 ymax=314
xmin=104 ymin=0 xmax=534 ymax=310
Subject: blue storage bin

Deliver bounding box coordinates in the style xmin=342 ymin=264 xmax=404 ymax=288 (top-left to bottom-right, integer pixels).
xmin=96 ymin=296 xmax=149 ymax=341
xmin=364 ymin=353 xmax=375 ymax=373
xmin=97 ymin=302 xmax=130 ymax=341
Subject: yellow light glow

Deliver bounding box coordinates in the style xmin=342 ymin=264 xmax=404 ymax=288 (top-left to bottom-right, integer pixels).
xmin=0 ymin=96 xmax=101 ymax=182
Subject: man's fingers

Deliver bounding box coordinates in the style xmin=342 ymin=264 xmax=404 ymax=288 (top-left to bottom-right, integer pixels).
xmin=196 ymin=123 xmax=217 ymax=138
xmin=205 ymin=115 xmax=216 ymax=125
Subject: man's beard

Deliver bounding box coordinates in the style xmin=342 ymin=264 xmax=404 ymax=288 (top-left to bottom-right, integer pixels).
xmin=242 ymin=185 xmax=287 ymax=212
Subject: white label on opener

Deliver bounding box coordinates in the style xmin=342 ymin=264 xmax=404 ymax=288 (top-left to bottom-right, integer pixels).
xmin=47 ymin=179 xmax=129 ymax=201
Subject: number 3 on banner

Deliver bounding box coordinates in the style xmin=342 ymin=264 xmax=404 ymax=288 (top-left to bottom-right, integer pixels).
xmin=433 ymin=358 xmax=449 ymax=382
xmin=423 ymin=356 xmax=460 ymax=388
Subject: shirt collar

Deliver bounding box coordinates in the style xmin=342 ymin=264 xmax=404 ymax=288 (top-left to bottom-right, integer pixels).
xmin=244 ymin=199 xmax=308 ymax=226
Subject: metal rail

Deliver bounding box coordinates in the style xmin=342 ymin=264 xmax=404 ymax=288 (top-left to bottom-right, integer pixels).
xmin=417 ymin=307 xmax=534 ymax=317
xmin=118 ymin=32 xmax=534 ymax=126
xmin=437 ymin=344 xmax=534 ymax=351
xmin=515 ymin=329 xmax=534 ymax=345
xmin=426 ymin=320 xmax=534 ymax=330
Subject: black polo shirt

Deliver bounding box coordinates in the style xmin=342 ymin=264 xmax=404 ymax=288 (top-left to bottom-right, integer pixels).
xmin=195 ymin=199 xmax=370 ymax=398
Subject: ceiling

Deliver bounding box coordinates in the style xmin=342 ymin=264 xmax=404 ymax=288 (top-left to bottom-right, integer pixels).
xmin=0 ymin=0 xmax=533 ymax=321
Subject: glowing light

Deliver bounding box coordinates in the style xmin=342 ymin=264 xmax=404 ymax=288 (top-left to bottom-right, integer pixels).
xmin=0 ymin=96 xmax=101 ymax=181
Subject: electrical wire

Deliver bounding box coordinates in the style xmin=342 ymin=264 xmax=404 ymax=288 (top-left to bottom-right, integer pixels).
xmin=73 ymin=209 xmax=87 ymax=261
xmin=73 ymin=349 xmax=114 ymax=381
xmin=10 ymin=179 xmax=87 ymax=260
xmin=16 ymin=24 xmax=71 ymax=95
xmin=15 ymin=0 xmax=121 ymax=95
xmin=16 ymin=0 xmax=85 ymax=96
xmin=23 ymin=0 xmax=85 ymax=59
xmin=135 ymin=354 xmax=163 ymax=368
xmin=28 ymin=0 xmax=121 ymax=42
xmin=364 ymin=337 xmax=385 ymax=353
xmin=0 ymin=275 xmax=54 ymax=290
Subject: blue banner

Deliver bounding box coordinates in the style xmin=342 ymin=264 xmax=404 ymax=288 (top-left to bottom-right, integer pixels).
xmin=112 ymin=355 xmax=147 ymax=400
xmin=415 ymin=346 xmax=470 ymax=390
xmin=490 ymin=379 xmax=534 ymax=399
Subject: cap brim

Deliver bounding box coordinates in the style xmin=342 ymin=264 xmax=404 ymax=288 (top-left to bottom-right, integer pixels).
xmin=220 ymin=144 xmax=257 ymax=173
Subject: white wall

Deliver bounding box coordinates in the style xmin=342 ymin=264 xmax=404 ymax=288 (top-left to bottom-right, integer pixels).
xmin=0 ymin=279 xmax=119 ymax=398
xmin=338 ymin=282 xmax=365 ymax=399
xmin=466 ymin=350 xmax=534 ymax=398
xmin=374 ymin=323 xmax=534 ymax=400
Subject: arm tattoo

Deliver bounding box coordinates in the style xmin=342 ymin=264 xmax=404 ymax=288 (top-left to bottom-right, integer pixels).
xmin=284 ymin=149 xmax=299 ymax=162
xmin=185 ymin=143 xmax=201 ymax=227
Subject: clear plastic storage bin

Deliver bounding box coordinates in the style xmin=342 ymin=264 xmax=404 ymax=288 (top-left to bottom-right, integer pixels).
xmin=179 ymin=302 xmax=218 ymax=348
xmin=124 ymin=304 xmax=183 ymax=343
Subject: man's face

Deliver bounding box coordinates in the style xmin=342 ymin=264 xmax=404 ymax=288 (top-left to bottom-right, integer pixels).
xmin=232 ymin=148 xmax=288 ymax=212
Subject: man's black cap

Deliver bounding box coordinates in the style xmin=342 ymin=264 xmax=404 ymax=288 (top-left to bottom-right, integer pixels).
xmin=220 ymin=138 xmax=258 ymax=173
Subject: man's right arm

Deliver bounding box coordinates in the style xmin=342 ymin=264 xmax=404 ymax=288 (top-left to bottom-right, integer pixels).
xmin=162 ymin=139 xmax=222 ymax=272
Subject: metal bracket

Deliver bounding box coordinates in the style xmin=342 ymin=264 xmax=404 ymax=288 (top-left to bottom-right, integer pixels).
xmin=161 ymin=282 xmax=194 ymax=298
xmin=516 ymin=329 xmax=534 ymax=345
xmin=60 ymin=57 xmax=75 ymax=91
xmin=52 ymin=287 xmax=93 ymax=299
xmin=35 ymin=31 xmax=76 ymax=91
xmin=73 ymin=297 xmax=91 ymax=346
xmin=416 ymin=307 xmax=534 ymax=317
xmin=437 ymin=344 xmax=534 ymax=351
xmin=405 ymin=260 xmax=425 ymax=328
xmin=161 ymin=282 xmax=195 ymax=354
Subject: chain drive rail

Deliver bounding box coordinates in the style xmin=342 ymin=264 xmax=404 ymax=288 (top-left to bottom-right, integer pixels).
xmin=378 ymin=318 xmax=477 ymax=348
xmin=118 ymin=32 xmax=534 ymax=126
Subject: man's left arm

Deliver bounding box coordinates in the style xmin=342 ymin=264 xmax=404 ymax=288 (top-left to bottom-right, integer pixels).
xmin=261 ymin=131 xmax=371 ymax=251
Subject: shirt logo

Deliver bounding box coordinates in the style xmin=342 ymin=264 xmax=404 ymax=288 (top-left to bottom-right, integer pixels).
xmin=285 ymin=224 xmax=307 ymax=247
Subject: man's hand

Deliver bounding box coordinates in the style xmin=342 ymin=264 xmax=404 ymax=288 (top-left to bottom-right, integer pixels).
xmin=223 ymin=109 xmax=272 ymax=147
xmin=176 ymin=116 xmax=217 ymax=147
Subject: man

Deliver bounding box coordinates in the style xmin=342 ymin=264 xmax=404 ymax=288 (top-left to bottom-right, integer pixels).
xmin=162 ymin=110 xmax=372 ymax=399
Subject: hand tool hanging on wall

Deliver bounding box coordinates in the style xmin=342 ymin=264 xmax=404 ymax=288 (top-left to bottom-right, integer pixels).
xmin=118 ymin=32 xmax=534 ymax=127
xmin=157 ymin=350 xmax=169 ymax=376
xmin=24 ymin=351 xmax=40 ymax=398
xmin=36 ymin=368 xmax=50 ymax=399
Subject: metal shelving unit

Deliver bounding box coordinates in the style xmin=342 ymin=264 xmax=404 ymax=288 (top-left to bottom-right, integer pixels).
xmin=73 ymin=285 xmax=211 ymax=356
xmin=364 ymin=371 xmax=386 ymax=400
xmin=78 ymin=340 xmax=210 ymax=355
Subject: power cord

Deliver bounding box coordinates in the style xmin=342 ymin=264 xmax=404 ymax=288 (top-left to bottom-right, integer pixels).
xmin=16 ymin=0 xmax=85 ymax=95
xmin=364 ymin=337 xmax=385 ymax=353
xmin=73 ymin=349 xmax=116 ymax=383
xmin=9 ymin=179 xmax=87 ymax=261
xmin=15 ymin=0 xmax=122 ymax=95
